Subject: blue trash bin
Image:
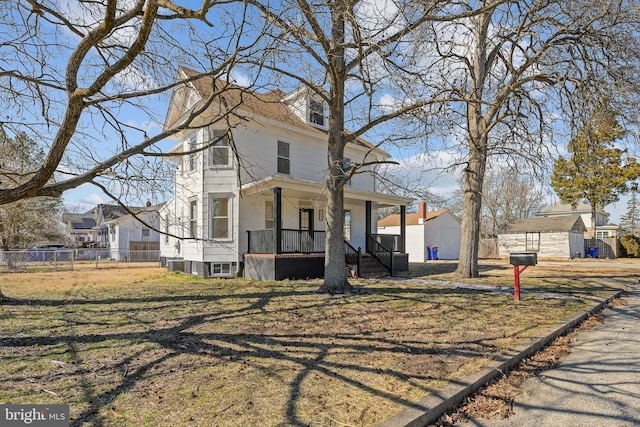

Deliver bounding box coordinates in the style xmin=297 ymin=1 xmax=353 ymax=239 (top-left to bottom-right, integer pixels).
xmin=588 ymin=246 xmax=598 ymax=258
xmin=428 ymin=246 xmax=439 ymax=260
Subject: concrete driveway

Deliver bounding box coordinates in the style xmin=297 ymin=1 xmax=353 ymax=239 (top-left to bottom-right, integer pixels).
xmin=459 ymin=287 xmax=640 ymax=426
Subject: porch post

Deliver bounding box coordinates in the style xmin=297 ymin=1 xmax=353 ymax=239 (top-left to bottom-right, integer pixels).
xmin=400 ymin=205 xmax=406 ymax=253
xmin=274 ymin=187 xmax=282 ymax=254
xmin=365 ymin=200 xmax=372 ymax=253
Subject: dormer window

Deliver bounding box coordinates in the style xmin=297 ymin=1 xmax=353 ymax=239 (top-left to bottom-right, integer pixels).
xmin=309 ymin=98 xmax=326 ymax=127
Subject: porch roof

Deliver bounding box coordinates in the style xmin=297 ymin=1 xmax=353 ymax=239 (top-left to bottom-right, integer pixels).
xmin=240 ymin=175 xmax=413 ymax=208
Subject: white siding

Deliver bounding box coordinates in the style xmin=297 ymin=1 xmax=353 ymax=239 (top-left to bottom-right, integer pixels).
xmin=377 ymin=212 xmax=461 ymax=262
xmin=162 ymin=96 xmax=395 ymax=269
xmin=232 ymin=122 xmax=378 ymax=193
xmin=424 ymin=214 xmax=461 ymax=260
xmin=377 ymin=224 xmax=425 ymax=262
xmin=498 ymin=231 xmax=582 ymax=258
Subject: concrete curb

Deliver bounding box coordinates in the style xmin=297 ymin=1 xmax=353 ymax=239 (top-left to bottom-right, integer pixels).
xmin=375 ymin=290 xmax=624 ymax=427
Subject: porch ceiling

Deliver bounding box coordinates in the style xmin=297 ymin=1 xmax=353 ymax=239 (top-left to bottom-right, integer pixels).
xmin=241 ymin=175 xmax=413 ymax=208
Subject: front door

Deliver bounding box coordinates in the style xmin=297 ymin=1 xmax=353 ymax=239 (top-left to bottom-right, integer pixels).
xmin=299 ymin=208 xmax=314 ymax=252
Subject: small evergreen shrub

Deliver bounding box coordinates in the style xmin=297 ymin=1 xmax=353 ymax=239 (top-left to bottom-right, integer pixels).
xmin=620 ymin=234 xmax=640 ymax=257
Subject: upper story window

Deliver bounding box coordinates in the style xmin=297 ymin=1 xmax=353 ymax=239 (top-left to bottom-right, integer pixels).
xmin=187 ymin=134 xmax=198 ymax=172
xmin=209 ymin=130 xmax=230 ymax=167
xmin=309 ymin=98 xmax=326 ymax=127
xmin=277 ymin=141 xmax=290 ymax=175
xmin=164 ymin=215 xmax=169 ymax=244
xmin=343 ymin=158 xmax=352 ymax=186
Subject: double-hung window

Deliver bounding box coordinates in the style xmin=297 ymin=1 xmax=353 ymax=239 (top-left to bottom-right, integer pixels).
xmin=342 ymin=158 xmax=351 ymax=186
xmin=277 ymin=141 xmax=290 ymax=175
xmin=188 ymin=134 xmax=198 ymax=172
xmin=344 ymin=210 xmax=351 ymax=241
xmin=265 ymin=200 xmax=274 ymax=230
xmin=189 ymin=199 xmax=197 ymax=238
xmin=209 ymin=195 xmax=230 ymax=240
xmin=208 ymin=130 xmax=230 ymax=167
xmin=309 ymin=98 xmax=325 ymax=127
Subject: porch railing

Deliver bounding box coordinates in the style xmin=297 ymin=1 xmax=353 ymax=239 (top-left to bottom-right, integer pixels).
xmin=247 ymin=229 xmax=326 ymax=254
xmin=370 ymin=233 xmax=403 ymax=253
xmin=344 ymin=240 xmax=362 ymax=277
xmin=367 ymin=235 xmax=394 ymax=275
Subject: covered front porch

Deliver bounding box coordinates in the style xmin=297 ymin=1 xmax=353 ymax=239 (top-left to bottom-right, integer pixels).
xmin=240 ymin=176 xmax=411 ymax=280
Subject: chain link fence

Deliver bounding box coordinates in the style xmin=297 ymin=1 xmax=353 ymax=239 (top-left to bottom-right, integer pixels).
xmin=0 ymin=248 xmax=160 ymax=272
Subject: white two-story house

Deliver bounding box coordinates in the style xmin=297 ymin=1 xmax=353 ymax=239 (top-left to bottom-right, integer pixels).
xmin=159 ymin=67 xmax=412 ymax=279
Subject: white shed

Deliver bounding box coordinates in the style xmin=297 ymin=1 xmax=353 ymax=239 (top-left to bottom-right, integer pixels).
xmin=498 ymin=215 xmax=587 ymax=259
xmin=377 ymin=205 xmax=461 ymax=262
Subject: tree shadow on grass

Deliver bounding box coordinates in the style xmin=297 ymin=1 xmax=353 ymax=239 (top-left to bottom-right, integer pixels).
xmin=0 ymin=285 xmax=517 ymax=426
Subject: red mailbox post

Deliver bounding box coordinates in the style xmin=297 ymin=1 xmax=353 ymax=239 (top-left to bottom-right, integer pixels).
xmin=509 ymin=253 xmax=537 ymax=301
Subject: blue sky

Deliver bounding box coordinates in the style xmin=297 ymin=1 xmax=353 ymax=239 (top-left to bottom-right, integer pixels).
xmin=39 ymin=0 xmax=635 ymax=224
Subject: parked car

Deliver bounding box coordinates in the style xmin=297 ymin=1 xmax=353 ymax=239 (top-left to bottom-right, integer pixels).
xmin=23 ymin=244 xmax=71 ymax=261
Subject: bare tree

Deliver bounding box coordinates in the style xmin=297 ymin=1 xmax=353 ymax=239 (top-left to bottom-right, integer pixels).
xmin=245 ymin=0 xmax=503 ymax=293
xmin=0 ymin=0 xmax=265 ymax=207
xmin=481 ymin=166 xmax=547 ymax=237
xmin=400 ymin=0 xmax=640 ymax=277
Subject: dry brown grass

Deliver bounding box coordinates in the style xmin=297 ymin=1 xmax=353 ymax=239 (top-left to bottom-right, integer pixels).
xmin=0 ymin=261 xmax=636 ymax=426
xmin=442 ymin=310 xmax=610 ymax=426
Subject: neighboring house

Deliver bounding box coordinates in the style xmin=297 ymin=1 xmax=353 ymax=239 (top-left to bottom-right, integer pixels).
xmin=62 ymin=212 xmax=97 ymax=247
xmin=594 ymin=223 xmax=625 ymax=239
xmin=102 ymin=203 xmax=162 ymax=261
xmin=534 ymin=202 xmax=609 ymax=237
xmin=497 ymin=215 xmax=587 ymax=259
xmin=159 ymin=67 xmax=412 ymax=279
xmin=377 ymin=203 xmax=461 ymax=261
xmin=64 ymin=203 xmax=161 ymax=260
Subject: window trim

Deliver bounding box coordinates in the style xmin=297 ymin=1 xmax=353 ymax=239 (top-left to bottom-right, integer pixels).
xmin=208 ymin=129 xmax=231 ymax=168
xmin=208 ymin=194 xmax=232 ymax=241
xmin=189 ymin=199 xmax=197 ymax=239
xmin=265 ymin=200 xmax=274 ymax=230
xmin=210 ymin=262 xmax=236 ymax=277
xmin=308 ymin=98 xmax=326 ymax=127
xmin=187 ymin=134 xmax=198 ymax=172
xmin=344 ymin=210 xmax=351 ymax=241
xmin=525 ymin=232 xmax=540 ymax=252
xmin=277 ymin=140 xmax=291 ymax=175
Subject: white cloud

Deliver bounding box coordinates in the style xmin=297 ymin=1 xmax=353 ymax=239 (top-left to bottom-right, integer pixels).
xmin=382 ymin=150 xmax=463 ymax=197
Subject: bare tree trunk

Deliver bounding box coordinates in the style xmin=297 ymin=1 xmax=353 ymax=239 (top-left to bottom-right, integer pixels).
xmin=320 ymin=159 xmax=351 ymax=293
xmin=456 ymin=147 xmax=487 ymax=278
xmin=318 ymin=0 xmax=351 ymax=294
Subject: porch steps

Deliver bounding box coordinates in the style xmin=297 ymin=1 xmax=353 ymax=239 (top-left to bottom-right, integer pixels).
xmin=359 ymin=254 xmax=389 ymax=277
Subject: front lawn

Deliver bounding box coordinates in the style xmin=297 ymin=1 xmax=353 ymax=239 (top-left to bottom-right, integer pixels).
xmin=0 ymin=262 xmax=632 ymax=426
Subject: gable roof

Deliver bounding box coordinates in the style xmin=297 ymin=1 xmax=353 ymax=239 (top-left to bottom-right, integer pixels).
xmin=62 ymin=212 xmax=96 ymax=230
xmin=166 ymin=66 xmax=386 ymax=156
xmin=378 ymin=209 xmax=453 ymax=227
xmin=502 ymin=215 xmax=587 ymax=234
xmin=535 ymin=202 xmax=608 ymax=217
